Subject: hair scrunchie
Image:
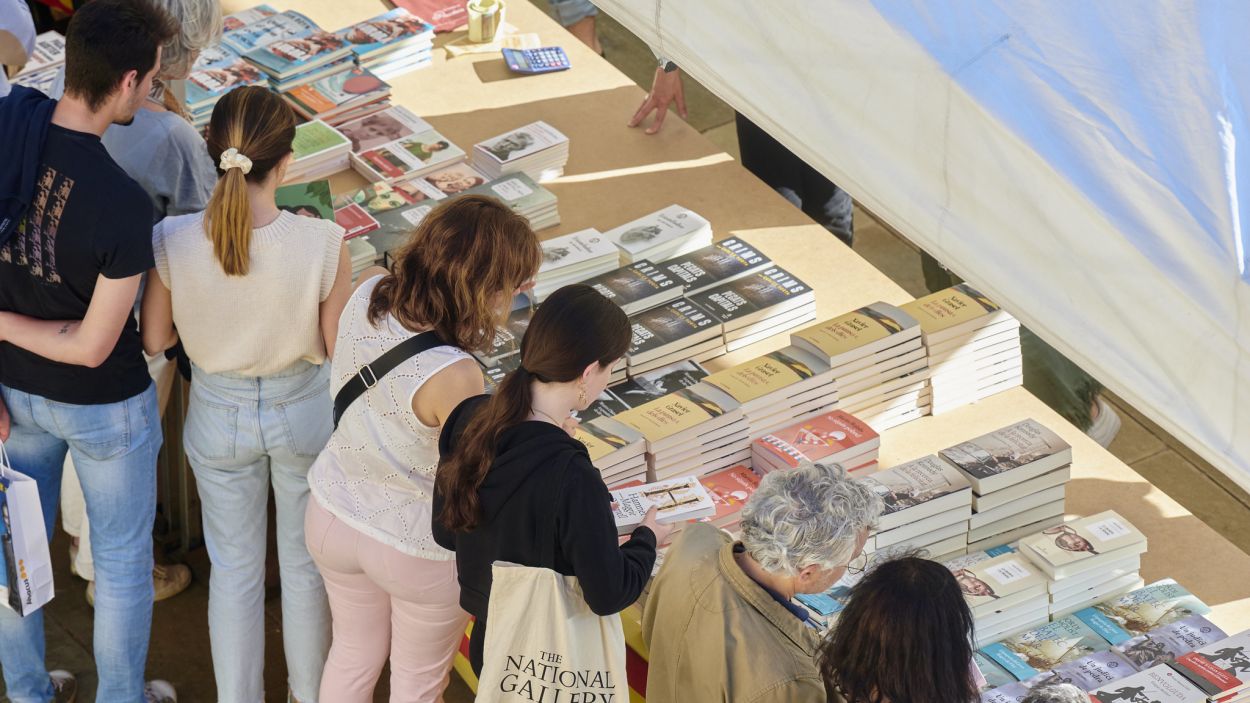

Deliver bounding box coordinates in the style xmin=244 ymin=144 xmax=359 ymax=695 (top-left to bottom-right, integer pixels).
xmin=219 ymin=147 xmax=253 ymax=175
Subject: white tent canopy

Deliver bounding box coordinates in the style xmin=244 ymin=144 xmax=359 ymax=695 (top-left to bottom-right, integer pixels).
xmin=593 ymin=0 xmax=1250 ymax=492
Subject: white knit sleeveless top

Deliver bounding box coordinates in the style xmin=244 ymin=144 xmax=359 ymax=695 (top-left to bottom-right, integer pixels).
xmin=308 ymin=275 xmax=471 ymax=560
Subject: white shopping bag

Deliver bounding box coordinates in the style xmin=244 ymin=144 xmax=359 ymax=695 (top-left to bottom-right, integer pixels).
xmin=0 ymin=441 xmax=54 ymax=616
xmin=476 ymin=562 xmax=629 ymax=703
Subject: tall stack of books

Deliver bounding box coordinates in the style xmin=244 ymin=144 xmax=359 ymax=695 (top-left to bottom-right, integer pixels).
xmin=185 ymin=45 xmax=267 ymax=130
xmin=472 ymin=122 xmax=569 ymax=182
xmin=751 ymin=410 xmax=879 ymax=475
xmin=697 ymin=465 xmax=761 ymax=534
xmin=583 ymin=261 xmax=682 ymax=315
xmin=1089 ymin=665 xmax=1211 ymax=703
xmin=283 ymin=65 xmax=392 ymax=125
xmin=334 ymin=9 xmax=434 ymax=79
xmin=613 ymin=383 xmax=749 ymax=481
xmin=857 ymin=454 xmax=972 ymax=558
xmin=626 ymin=299 xmax=724 ymax=379
xmin=944 ymin=546 xmax=1051 ymax=646
xmin=605 ymin=205 xmax=714 ymax=265
xmin=938 ymin=419 xmax=1072 ymax=552
xmin=243 ymin=29 xmax=353 ymax=93
xmin=575 ymin=417 xmax=647 ymax=488
xmin=657 ymin=237 xmax=771 ymax=296
xmin=349 ymin=123 xmax=465 ymax=184
xmin=285 ymin=120 xmax=352 ymax=183
xmin=462 ymin=172 xmax=560 ymax=230
xmin=11 ymin=31 xmax=66 ymax=94
xmin=978 ymin=615 xmax=1113 ymax=685
xmin=1076 ymin=580 xmax=1215 ymax=649
xmin=791 ymin=302 xmax=929 ymax=432
xmin=1171 ymin=629 xmax=1250 ymax=702
xmin=900 ymin=283 xmax=1022 ymax=414
xmin=530 ymin=229 xmax=618 ymax=302
xmin=1017 ymin=511 xmax=1148 ymax=617
xmin=583 ymin=361 xmax=709 ymax=421
xmin=687 ymin=266 xmax=816 ymax=352
xmin=702 ymin=346 xmax=837 ymax=437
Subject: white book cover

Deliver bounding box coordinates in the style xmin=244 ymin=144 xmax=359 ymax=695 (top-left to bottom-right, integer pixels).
xmin=604 ymin=205 xmax=712 ymax=260
xmin=474 ymin=121 xmax=568 ymax=164
xmin=337 ymin=105 xmax=433 ymax=153
xmin=537 ymin=228 xmax=617 ymax=277
xmin=611 ymin=476 xmax=715 ymax=532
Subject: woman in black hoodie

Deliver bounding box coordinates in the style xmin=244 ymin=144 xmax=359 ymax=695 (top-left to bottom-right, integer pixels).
xmin=433 ymin=284 xmax=670 ymax=675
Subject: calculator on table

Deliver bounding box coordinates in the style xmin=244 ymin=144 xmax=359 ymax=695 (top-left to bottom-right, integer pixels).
xmin=502 ymin=47 xmax=571 ymax=74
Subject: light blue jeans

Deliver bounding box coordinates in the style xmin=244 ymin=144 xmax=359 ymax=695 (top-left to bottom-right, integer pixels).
xmin=0 ymin=383 xmax=160 ymax=703
xmin=548 ymin=0 xmax=597 ymax=26
xmin=184 ymin=361 xmax=332 ymax=703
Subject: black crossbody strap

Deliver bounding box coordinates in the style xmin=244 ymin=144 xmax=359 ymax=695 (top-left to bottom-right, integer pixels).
xmin=333 ymin=330 xmax=447 ymax=429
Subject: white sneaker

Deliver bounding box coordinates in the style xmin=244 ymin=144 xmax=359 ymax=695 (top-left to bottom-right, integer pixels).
xmin=144 ymin=679 xmax=177 ymax=703
xmin=1086 ymin=396 xmax=1122 ymax=448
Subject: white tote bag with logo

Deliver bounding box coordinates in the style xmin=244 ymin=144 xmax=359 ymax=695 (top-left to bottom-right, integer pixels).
xmin=475 ymin=562 xmax=629 ymax=703
xmin=0 ymin=440 xmax=54 ymax=616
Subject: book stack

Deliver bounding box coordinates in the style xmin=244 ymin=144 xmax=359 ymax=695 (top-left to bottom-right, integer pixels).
xmin=275 ymin=180 xmax=334 ymax=219
xmin=980 ymin=649 xmax=1140 ymax=702
xmin=333 ymin=179 xmax=438 ymax=260
xmin=1115 ymin=614 xmax=1227 ymax=670
xmin=796 ymin=571 xmax=861 ymax=632
xmin=657 ymin=237 xmax=771 ymax=296
xmin=575 ymin=417 xmax=647 ymax=488
xmin=610 ymin=476 xmax=716 ymax=535
xmin=334 ymin=9 xmax=434 ymax=80
xmin=583 ymin=261 xmax=682 ymax=315
xmin=472 ymin=122 xmax=569 ymax=183
xmin=348 ymin=237 xmax=378 ymax=279
xmin=220 ymin=6 xmax=310 ymax=55
xmin=1171 ymin=629 xmax=1250 ymax=702
xmin=1017 ymin=511 xmax=1148 ymax=617
xmin=938 ymin=419 xmax=1072 ymax=553
xmin=283 ymin=65 xmax=392 ymax=125
xmin=687 ymin=266 xmax=816 ymax=352
xmin=184 ymin=45 xmax=267 ymax=129
xmin=978 ymin=615 xmax=1113 ymax=685
xmin=11 ymin=31 xmax=65 ymax=95
xmin=349 ymin=122 xmax=465 ymax=184
xmin=1090 ymin=665 xmax=1211 ymax=703
xmin=285 ymin=120 xmax=352 ymax=183
xmin=900 ymin=283 xmax=1022 ymax=414
xmin=530 ymin=229 xmax=618 ymax=302
xmin=243 ymin=29 xmax=353 ymax=93
xmin=944 ymin=546 xmax=1051 ymax=646
xmin=583 ymin=361 xmax=708 ymax=421
xmin=791 ymin=302 xmax=930 ymax=432
xmin=605 ymin=205 xmax=714 ymax=266
xmin=613 ymin=383 xmax=749 ymax=481
xmin=856 ymin=454 xmax=972 ymax=558
xmin=458 ymin=172 xmax=559 ymax=230
xmin=697 ymin=465 xmax=761 ymax=534
xmin=333 ymin=203 xmax=381 ymax=239
xmin=752 ymin=410 xmax=879 ymax=475
xmin=626 ymin=299 xmax=724 ymax=378
xmin=702 ymin=345 xmax=837 ymax=437
xmin=1076 ymin=580 xmax=1215 ymax=649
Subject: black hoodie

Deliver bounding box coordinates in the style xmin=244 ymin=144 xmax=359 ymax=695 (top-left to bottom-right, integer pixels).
xmin=433 ymin=394 xmax=657 ymax=624
xmin=0 ymin=86 xmax=56 ymax=246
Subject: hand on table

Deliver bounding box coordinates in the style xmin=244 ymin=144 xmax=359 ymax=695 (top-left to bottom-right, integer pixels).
xmin=628 ymin=67 xmax=688 ymax=135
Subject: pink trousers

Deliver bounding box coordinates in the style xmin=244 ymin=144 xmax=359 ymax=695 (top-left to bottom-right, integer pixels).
xmin=305 ymin=499 xmax=469 ymax=703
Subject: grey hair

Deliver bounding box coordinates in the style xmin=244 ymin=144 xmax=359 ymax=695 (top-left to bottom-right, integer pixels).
xmin=159 ymin=0 xmax=223 ymax=80
xmin=1021 ymin=684 xmax=1086 ymax=703
xmin=739 ymin=462 xmax=882 ymax=576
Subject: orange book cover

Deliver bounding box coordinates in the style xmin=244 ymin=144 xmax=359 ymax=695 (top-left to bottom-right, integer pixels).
xmin=753 ymin=410 xmax=878 ymax=468
xmin=699 ymin=465 xmax=760 ymax=523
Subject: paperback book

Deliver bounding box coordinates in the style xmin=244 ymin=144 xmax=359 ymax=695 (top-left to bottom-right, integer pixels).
xmin=334 ymin=9 xmax=433 ymax=61
xmin=275 ymin=180 xmax=334 ymax=220
xmin=658 ymin=237 xmax=771 ymax=294
xmin=351 ymin=128 xmax=465 ymax=182
xmin=1171 ymin=629 xmax=1250 ymax=700
xmin=222 ymin=9 xmax=320 ymax=54
xmin=472 ymin=121 xmax=569 ymax=182
xmin=855 ymin=455 xmax=971 ymax=531
xmin=419 ymin=162 xmax=489 ymax=198
xmin=752 ymin=410 xmax=878 ymax=473
xmin=461 ymin=172 xmax=559 ymax=230
xmin=899 ymin=282 xmax=1011 ymax=344
xmin=791 ymin=302 xmax=921 ymax=367
xmin=222 ymin=4 xmax=277 ymax=32
xmin=1115 ymin=615 xmax=1228 ymax=669
xmin=627 ymin=299 xmax=720 ymax=366
xmin=979 ymin=615 xmax=1110 ymax=681
xmin=243 ymin=31 xmax=351 ymax=80
xmin=698 ymin=465 xmax=760 ymax=529
xmin=185 ymin=57 xmax=266 ymax=112
xmin=338 ymin=105 xmax=433 ymax=153
xmin=1018 ymin=511 xmax=1148 ymax=580
xmin=1087 ymin=665 xmax=1209 ymax=703
xmin=583 ymin=261 xmax=681 ymax=315
xmin=686 ymin=266 xmax=815 ymax=331
xmin=604 ymin=204 xmax=714 ymax=264
xmin=333 ymin=203 xmax=381 ymax=239
xmin=16 ymin=31 xmax=65 ymax=78
xmin=283 ymin=66 xmax=391 ymax=122
xmin=390 ymin=0 xmax=467 ymax=32
xmin=610 ymin=476 xmax=716 ymax=533
xmin=1076 ymin=580 xmax=1213 ymax=646
xmin=939 ymin=419 xmax=1072 ymax=494
xmin=982 ymin=650 xmax=1139 ymax=702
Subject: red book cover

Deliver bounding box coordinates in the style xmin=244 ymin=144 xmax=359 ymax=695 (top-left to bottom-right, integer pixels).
xmin=1173 ymin=651 xmax=1246 ymax=696
xmin=699 ymin=465 xmax=760 ymax=524
xmin=752 ymin=410 xmax=879 ymax=469
xmin=390 ymin=0 xmax=467 ymax=32
xmin=334 ymin=203 xmax=380 ymax=239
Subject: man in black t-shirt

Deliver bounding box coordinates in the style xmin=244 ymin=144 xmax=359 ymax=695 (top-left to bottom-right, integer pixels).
xmin=0 ymin=2 xmax=176 ymax=701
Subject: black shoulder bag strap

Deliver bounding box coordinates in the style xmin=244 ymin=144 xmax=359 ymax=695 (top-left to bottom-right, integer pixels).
xmin=333 ymin=330 xmax=447 ymax=429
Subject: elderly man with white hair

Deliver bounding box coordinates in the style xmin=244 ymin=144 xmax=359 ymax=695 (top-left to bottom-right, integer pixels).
xmin=641 ymin=461 xmax=881 ymax=703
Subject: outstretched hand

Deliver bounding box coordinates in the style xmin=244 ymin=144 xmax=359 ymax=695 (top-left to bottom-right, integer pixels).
xmin=628 ymin=67 xmax=688 ymax=135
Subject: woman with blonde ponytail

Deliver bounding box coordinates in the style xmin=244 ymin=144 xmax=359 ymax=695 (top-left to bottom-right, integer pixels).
xmin=432 ymin=284 xmax=669 ymax=677
xmin=305 ymin=194 xmax=542 ymax=702
xmin=140 ymin=85 xmax=352 ymax=703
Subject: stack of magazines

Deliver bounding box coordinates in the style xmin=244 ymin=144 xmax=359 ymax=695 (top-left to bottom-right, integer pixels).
xmin=472 ymin=122 xmax=569 ymax=183
xmin=605 ymin=205 xmax=713 ymax=266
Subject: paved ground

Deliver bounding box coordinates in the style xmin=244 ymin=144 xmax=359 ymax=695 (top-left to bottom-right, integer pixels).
xmin=7 ymin=4 xmax=1248 ymax=702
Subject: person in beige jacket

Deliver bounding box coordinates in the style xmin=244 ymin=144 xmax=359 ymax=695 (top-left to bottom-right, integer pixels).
xmin=641 ymin=462 xmax=881 ymax=703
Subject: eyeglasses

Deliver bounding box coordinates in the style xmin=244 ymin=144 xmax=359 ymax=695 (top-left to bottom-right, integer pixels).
xmin=841 ymin=551 xmax=870 ymax=575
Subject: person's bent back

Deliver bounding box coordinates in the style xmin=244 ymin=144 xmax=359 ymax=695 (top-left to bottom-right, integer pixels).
xmin=819 ymin=556 xmax=980 ymax=703
xmin=642 ymin=462 xmax=881 ymax=703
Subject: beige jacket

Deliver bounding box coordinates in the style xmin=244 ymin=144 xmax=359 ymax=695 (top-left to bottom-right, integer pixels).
xmin=641 ymin=523 xmax=834 ymax=703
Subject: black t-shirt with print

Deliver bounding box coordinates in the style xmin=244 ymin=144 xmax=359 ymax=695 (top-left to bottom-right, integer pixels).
xmin=0 ymin=124 xmax=155 ymax=405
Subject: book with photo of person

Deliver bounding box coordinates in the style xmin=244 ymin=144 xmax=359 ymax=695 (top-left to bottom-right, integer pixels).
xmin=419 ymin=162 xmax=488 ymax=198
xmin=855 ymin=454 xmax=971 ymax=530
xmin=1018 ymin=511 xmax=1147 ymax=580
xmin=222 ymin=9 xmax=321 ymax=54
xmin=243 ymin=30 xmax=352 ymax=80
xmin=979 ymin=615 xmax=1112 ymax=681
xmin=461 ymin=172 xmax=560 ymax=230
xmin=946 ymin=549 xmax=1047 ymax=615
xmin=222 ymin=4 xmax=277 ymax=31
xmin=334 ymin=8 xmax=433 ymax=60
xmin=283 ymin=65 xmax=392 ymax=124
xmin=472 ymin=121 xmax=570 ymax=182
xmin=1076 ymin=580 xmax=1214 ymax=646
xmin=658 ymin=237 xmax=771 ymax=295
xmin=1114 ymin=615 xmax=1228 ymax=670
xmin=185 ymin=55 xmax=267 ymax=116
xmin=582 ymin=261 xmax=681 ymax=315
xmin=350 ymin=128 xmax=466 ymax=183
xmin=338 ymin=105 xmax=433 ymax=153
xmin=604 ymin=204 xmax=714 ymax=265
xmin=939 ymin=419 xmax=1071 ymax=494
xmin=275 ymin=179 xmax=334 ymax=220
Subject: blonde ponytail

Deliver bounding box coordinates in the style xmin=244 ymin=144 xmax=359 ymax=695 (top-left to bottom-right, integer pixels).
xmin=204 ymin=85 xmax=297 ymax=277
